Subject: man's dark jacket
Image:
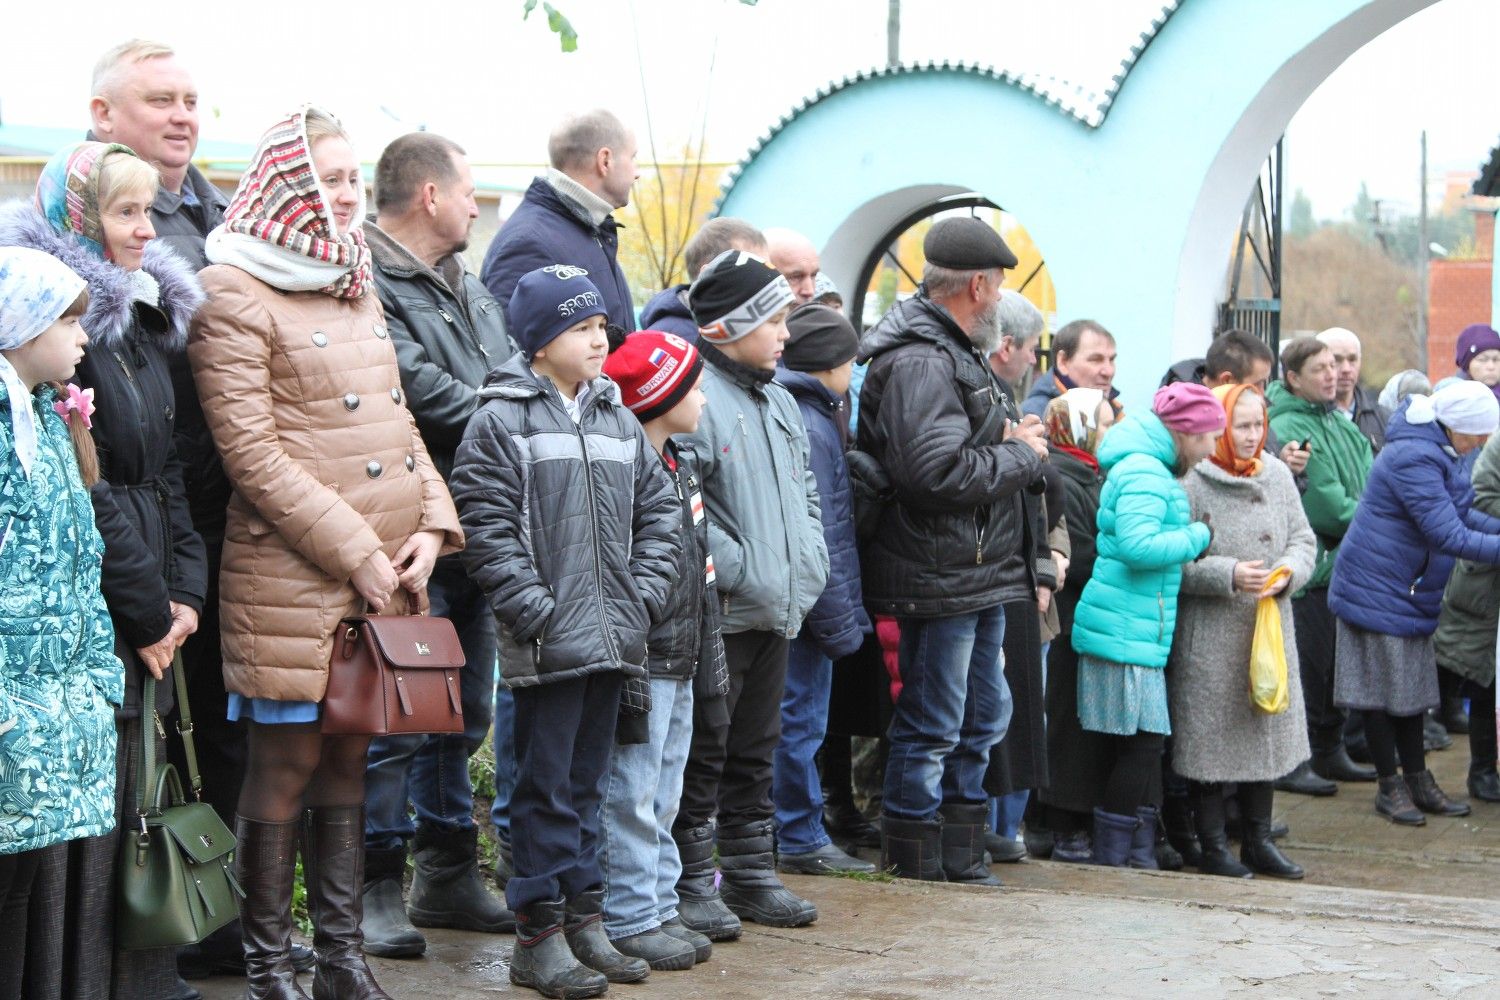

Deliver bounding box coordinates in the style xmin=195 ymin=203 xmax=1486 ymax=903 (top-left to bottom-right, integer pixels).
xmin=855 ymin=292 xmax=1043 ymax=617
xmin=639 ymin=283 xmax=698 ymax=342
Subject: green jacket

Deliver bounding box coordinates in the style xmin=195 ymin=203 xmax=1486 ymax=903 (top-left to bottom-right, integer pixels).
xmin=1265 ymin=380 xmax=1373 ymax=591
xmin=1071 ymin=411 xmax=1210 ymax=669
xmin=1433 ymin=432 xmax=1500 ymax=685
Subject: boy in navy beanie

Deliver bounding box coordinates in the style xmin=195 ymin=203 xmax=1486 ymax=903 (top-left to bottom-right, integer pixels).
xmin=671 ymin=250 xmax=831 ymax=937
xmin=450 ymin=265 xmax=681 ymax=998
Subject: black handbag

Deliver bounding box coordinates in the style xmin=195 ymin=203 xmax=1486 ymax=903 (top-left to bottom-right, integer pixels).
xmin=115 ymin=653 xmax=244 ymax=950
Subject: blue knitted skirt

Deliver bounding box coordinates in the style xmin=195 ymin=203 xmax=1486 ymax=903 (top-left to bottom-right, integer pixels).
xmin=1077 ymin=656 xmax=1171 ymax=736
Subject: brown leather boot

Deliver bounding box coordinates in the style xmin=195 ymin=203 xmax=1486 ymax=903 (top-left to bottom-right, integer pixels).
xmin=236 ymin=817 xmax=311 ymax=1000
xmin=302 ymin=806 xmax=392 ymax=1000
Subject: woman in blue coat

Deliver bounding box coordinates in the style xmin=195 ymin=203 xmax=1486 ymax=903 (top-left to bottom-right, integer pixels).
xmin=1329 ymin=380 xmax=1500 ymax=826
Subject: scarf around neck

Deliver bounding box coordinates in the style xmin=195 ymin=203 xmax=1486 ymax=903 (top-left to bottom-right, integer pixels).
xmin=1209 ymin=382 xmax=1265 ymax=478
xmin=208 ymin=107 xmax=370 ymax=299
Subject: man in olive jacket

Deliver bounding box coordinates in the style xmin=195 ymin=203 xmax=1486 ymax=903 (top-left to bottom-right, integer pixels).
xmin=856 ymin=219 xmax=1048 ymax=881
xmin=360 ymin=133 xmax=518 ymax=957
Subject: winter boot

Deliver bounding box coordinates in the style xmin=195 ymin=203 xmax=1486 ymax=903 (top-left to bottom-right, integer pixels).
xmin=983 ymin=829 xmax=1028 ymax=863
xmin=716 ymin=819 xmax=818 ymax=926
xmin=494 ymin=838 xmax=515 ymax=890
xmin=1236 ymin=784 xmax=1302 ymax=879
xmin=236 ymin=817 xmax=311 ymax=1000
xmin=301 ymin=807 xmax=392 ymax=1000
xmin=1404 ymin=769 xmax=1471 ymax=817
xmin=1191 ymin=787 xmax=1251 ymax=879
xmin=609 ymin=928 xmax=696 ymax=972
xmin=1128 ymin=806 xmax=1160 ymax=870
xmin=359 ymin=846 xmax=426 ymax=958
xmin=937 ymin=803 xmax=1001 ymax=885
xmin=671 ymin=823 xmax=741 ymax=941
xmin=563 ymin=888 xmax=650 ymax=983
xmin=880 ymin=813 xmax=946 ymax=880
xmin=1051 ymin=828 xmax=1092 ymax=863
xmin=509 ymin=898 xmax=608 ymax=999
xmin=659 ymin=918 xmax=712 ymax=964
xmin=1160 ymin=794 xmax=1201 ymax=867
xmin=1470 ymin=765 xmax=1500 ymax=802
xmin=1021 ymin=822 xmax=1054 ymax=860
xmin=1089 ymin=809 xmax=1138 ymax=868
xmin=823 ymin=798 xmax=881 ymax=850
xmin=408 ymin=823 xmax=516 ymax=932
xmin=1375 ymin=775 xmax=1426 ymax=825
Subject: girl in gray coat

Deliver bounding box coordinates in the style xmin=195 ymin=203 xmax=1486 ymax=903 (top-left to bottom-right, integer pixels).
xmin=1171 ymin=384 xmax=1316 ymax=879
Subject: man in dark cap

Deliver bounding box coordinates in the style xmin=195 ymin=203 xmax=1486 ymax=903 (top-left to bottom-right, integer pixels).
xmin=855 ymin=217 xmax=1049 ymax=883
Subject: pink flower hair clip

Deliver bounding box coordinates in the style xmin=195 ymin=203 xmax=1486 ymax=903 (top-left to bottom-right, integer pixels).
xmin=53 ymin=383 xmax=95 ymax=430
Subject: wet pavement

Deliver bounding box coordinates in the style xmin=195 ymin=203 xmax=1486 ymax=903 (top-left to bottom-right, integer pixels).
xmin=199 ymin=742 xmax=1500 ymax=998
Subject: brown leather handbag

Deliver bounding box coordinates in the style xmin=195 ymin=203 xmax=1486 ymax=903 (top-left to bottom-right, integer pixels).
xmin=321 ymin=611 xmax=465 ymax=735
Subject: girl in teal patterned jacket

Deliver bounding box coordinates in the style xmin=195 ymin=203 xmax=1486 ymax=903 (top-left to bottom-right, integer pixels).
xmin=0 ymin=247 xmax=121 ymax=995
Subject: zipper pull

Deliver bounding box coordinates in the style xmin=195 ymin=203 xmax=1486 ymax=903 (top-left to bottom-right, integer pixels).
xmin=153 ymin=711 xmax=167 ymax=741
xmin=439 ymin=309 xmax=454 ymax=323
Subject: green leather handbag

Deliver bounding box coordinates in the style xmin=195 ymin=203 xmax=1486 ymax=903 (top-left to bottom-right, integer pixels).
xmin=115 ymin=653 xmax=244 ymax=950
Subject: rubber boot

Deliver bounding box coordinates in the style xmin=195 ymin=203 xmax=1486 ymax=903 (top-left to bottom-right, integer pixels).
xmin=659 ymin=918 xmax=712 ymax=964
xmin=408 ymin=823 xmax=516 ymax=932
xmin=1089 ymin=809 xmax=1137 ymax=867
xmin=609 ymin=927 xmax=696 ymax=972
xmin=716 ymin=819 xmax=818 ymax=927
xmin=1404 ymin=769 xmax=1471 ymax=817
xmin=1236 ymin=784 xmax=1302 ymax=879
xmin=1127 ymin=806 xmax=1160 ymax=870
xmin=880 ymin=813 xmax=946 ymax=881
xmin=301 ymin=806 xmax=392 ymax=1000
xmin=937 ymin=803 xmax=1001 ymax=885
xmin=1161 ymin=794 xmax=1202 ymax=868
xmin=509 ymin=898 xmax=608 ymax=1000
xmin=1190 ymin=786 xmax=1251 ymax=878
xmin=494 ymin=838 xmax=514 ymax=890
xmin=359 ymin=846 xmax=426 ymax=958
xmin=671 ymin=823 xmax=741 ymax=941
xmin=236 ymin=817 xmax=311 ymax=1000
xmin=563 ymin=888 xmax=650 ymax=983
xmin=1375 ymin=774 xmax=1426 ymax=825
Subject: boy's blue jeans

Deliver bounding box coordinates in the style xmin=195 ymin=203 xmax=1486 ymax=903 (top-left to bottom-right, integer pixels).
xmin=772 ymin=637 xmax=834 ymax=855
xmin=599 ymin=677 xmax=694 ymax=938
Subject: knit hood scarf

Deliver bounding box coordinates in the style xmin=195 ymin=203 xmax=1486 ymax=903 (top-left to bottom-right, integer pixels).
xmin=206 ymin=106 xmax=370 ymax=299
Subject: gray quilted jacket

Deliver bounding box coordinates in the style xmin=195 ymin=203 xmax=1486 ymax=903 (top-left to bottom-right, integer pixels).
xmin=450 ymin=354 xmax=679 ymax=689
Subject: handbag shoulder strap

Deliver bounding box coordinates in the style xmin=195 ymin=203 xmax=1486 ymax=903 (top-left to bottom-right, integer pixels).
xmin=171 ymin=651 xmax=204 ymax=799
xmin=137 ymin=651 xmax=204 ymax=817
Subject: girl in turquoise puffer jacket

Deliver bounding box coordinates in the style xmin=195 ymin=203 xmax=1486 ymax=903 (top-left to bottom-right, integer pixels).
xmin=0 ymin=247 xmax=121 ymax=996
xmin=1070 ymin=382 xmax=1221 ymax=868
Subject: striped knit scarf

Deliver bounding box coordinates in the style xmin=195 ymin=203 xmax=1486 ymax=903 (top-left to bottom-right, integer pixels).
xmin=214 ymin=108 xmax=370 ymax=299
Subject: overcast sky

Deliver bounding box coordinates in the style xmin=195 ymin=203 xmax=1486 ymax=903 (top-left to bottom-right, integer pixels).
xmin=1 ymin=0 xmax=1495 ymax=221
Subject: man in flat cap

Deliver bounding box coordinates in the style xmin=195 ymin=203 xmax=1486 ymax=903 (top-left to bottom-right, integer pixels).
xmin=854 ymin=217 xmax=1049 ymax=883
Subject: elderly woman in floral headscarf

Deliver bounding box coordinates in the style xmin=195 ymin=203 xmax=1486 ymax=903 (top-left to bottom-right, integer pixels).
xmin=190 ymin=106 xmax=460 ymax=1000
xmin=0 ymin=139 xmax=209 ymax=999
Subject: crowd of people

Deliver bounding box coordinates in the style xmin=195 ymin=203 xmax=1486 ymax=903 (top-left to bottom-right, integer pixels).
xmin=2 ymin=37 xmax=1499 ymax=1000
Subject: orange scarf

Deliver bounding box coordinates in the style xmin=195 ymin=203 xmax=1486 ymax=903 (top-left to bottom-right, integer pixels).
xmin=1209 ymin=383 xmax=1265 ymax=478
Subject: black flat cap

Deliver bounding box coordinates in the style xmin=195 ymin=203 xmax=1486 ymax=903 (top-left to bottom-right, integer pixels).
xmin=923 ymin=217 xmax=1018 ymax=270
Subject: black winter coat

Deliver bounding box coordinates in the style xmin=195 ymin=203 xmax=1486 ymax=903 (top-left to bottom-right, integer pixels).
xmin=450 ymin=355 xmax=679 ymax=688
xmin=1050 ymin=446 xmax=1104 ymax=595
xmin=855 ymin=293 xmax=1043 ymax=616
xmin=365 ymin=221 xmax=516 ymax=479
xmin=0 ymin=203 xmax=208 ymax=717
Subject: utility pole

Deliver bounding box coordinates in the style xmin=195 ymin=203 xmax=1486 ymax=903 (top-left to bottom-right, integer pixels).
xmin=887 ymin=0 xmax=900 ymax=67
xmin=1418 ymin=129 xmax=1429 ymax=373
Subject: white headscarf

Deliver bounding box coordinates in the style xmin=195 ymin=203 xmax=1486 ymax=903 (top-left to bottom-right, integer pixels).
xmin=0 ymin=247 xmax=87 ymax=480
xmin=1405 ymin=379 xmax=1500 ymax=435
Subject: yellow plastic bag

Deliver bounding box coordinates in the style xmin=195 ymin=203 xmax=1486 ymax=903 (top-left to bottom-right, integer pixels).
xmin=1249 ymin=567 xmax=1293 ymax=715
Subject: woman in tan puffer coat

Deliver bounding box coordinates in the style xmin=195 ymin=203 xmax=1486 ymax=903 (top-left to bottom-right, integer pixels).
xmin=189 ymin=106 xmax=460 ymax=1000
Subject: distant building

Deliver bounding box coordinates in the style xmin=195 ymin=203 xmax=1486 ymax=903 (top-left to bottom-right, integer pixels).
xmin=1426 ymin=142 xmax=1500 ymax=384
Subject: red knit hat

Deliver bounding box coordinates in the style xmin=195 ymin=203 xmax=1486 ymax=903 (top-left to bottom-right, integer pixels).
xmin=604 ymin=331 xmax=704 ymax=423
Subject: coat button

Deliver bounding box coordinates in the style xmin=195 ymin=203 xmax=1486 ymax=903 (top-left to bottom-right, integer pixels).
xmin=312 ymin=332 xmax=328 ymax=348
xmin=343 ymin=393 xmax=360 ymax=411
xmin=391 ymin=388 xmax=402 ymax=404
xmin=366 ymin=460 xmax=383 ymax=478
xmin=373 ymin=324 xmax=388 ymax=339
xmin=405 ymin=454 xmax=415 ymax=472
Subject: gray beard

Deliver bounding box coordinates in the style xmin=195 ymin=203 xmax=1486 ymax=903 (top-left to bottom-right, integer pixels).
xmin=971 ymin=302 xmax=1003 ymax=355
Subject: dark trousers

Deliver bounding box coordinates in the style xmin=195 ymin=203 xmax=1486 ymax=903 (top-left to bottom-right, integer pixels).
xmin=1292 ymin=587 xmax=1345 ymax=754
xmin=1101 ymin=732 xmax=1165 ymax=815
xmin=506 ymin=671 xmax=624 ymax=912
xmin=1468 ymin=680 xmax=1497 ymax=769
xmin=0 ymin=847 xmax=43 ymax=998
xmin=677 ymin=630 xmax=789 ymax=831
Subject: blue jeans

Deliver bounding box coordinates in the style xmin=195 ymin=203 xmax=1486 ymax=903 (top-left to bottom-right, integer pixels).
xmin=771 ymin=638 xmax=833 ymax=855
xmin=599 ymin=678 xmax=694 ymax=938
xmin=364 ymin=557 xmax=497 ymax=849
xmin=490 ymin=681 xmax=517 ymax=849
xmin=884 ymin=606 xmax=1011 ymax=821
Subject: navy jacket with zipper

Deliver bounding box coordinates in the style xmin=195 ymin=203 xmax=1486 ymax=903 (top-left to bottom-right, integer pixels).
xmin=449 ymin=355 xmax=678 ymax=688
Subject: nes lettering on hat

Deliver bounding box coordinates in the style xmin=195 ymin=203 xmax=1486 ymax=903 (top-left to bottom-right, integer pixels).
xmin=689 ymin=249 xmax=797 ymax=345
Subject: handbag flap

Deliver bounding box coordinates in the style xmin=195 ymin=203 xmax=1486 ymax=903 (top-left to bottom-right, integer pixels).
xmin=348 ymin=615 xmax=465 ymax=669
xmin=153 ymin=802 xmax=237 ymax=864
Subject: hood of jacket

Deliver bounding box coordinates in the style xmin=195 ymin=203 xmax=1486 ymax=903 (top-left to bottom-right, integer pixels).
xmin=858 ymin=292 xmax=973 ymax=365
xmin=1383 ymin=395 xmax=1458 ymax=454
xmin=774 ymin=366 xmax=843 ymax=414
xmin=1097 ymin=409 xmax=1176 ymax=473
xmin=0 ymin=199 xmax=202 ymax=353
xmin=640 ymin=283 xmax=692 ymax=326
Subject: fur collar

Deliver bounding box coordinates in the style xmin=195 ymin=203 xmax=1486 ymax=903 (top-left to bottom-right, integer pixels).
xmin=0 ymin=200 xmax=203 ymax=353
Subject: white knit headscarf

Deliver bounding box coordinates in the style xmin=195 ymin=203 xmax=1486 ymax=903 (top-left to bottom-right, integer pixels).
xmin=0 ymin=247 xmax=87 ymax=480
xmin=1406 ymin=379 xmax=1500 ymax=435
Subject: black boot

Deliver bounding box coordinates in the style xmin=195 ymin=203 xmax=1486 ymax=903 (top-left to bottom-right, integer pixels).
xmin=563 ymin=888 xmax=650 ymax=983
xmin=1236 ymin=784 xmax=1303 ymax=879
xmin=510 ymin=898 xmax=608 ymax=999
xmin=180 ymin=921 xmax=317 ymax=980
xmin=494 ymin=838 xmax=514 ymax=890
xmin=1311 ymin=746 xmax=1378 ymax=783
xmin=1021 ymin=822 xmax=1054 ymax=860
xmin=1469 ymin=765 xmax=1500 ymax=803
xmin=1161 ymin=794 xmax=1202 ymax=868
xmin=1375 ymin=775 xmax=1426 ymax=825
xmin=880 ymin=813 xmax=945 ymax=880
xmin=659 ymin=918 xmax=712 ymax=964
xmin=1089 ymin=809 xmax=1137 ymax=868
xmin=609 ymin=928 xmax=696 ymax=972
xmin=671 ymin=823 xmax=741 ymax=941
xmin=983 ymin=829 xmax=1028 ymax=863
xmin=408 ymin=823 xmax=516 ymax=932
xmin=302 ymin=807 xmax=392 ymax=1000
xmin=1274 ymin=760 xmax=1337 ymax=797
xmin=236 ymin=818 xmax=311 ymax=1000
xmin=1191 ymin=787 xmax=1251 ymax=879
xmin=1468 ymin=702 xmax=1499 ymax=802
xmin=1441 ymin=694 xmax=1471 ymax=736
xmin=823 ymin=799 xmax=881 ymax=850
xmin=1404 ymin=769 xmax=1471 ymax=817
xmin=359 ymin=846 xmax=426 ymax=958
xmin=937 ymin=802 xmax=1001 ymax=885
xmin=717 ymin=819 xmax=817 ymax=927
xmin=1423 ymin=712 xmax=1453 ymax=751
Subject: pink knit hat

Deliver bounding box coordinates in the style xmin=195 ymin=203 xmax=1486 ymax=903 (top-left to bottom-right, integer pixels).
xmin=1152 ymin=382 xmax=1225 ymax=434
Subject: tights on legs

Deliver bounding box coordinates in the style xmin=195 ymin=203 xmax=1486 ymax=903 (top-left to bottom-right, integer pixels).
xmin=1102 ymin=732 xmax=1166 ymax=816
xmin=238 ymin=722 xmax=373 ymax=822
xmin=1361 ymin=710 xmax=1425 ymax=779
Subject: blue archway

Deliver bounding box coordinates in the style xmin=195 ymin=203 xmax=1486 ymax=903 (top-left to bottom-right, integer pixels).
xmin=716 ymin=0 xmax=1441 ymax=408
